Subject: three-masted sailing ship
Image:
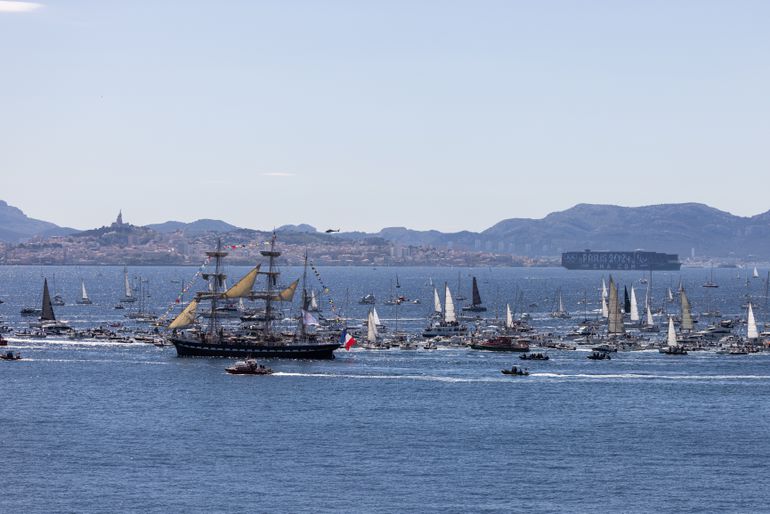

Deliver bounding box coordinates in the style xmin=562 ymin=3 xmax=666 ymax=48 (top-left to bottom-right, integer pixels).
xmin=168 ymin=236 xmax=340 ymax=359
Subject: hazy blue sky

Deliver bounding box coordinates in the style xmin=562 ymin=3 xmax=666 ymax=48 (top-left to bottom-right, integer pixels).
xmin=2 ymin=1 xmax=769 ymax=232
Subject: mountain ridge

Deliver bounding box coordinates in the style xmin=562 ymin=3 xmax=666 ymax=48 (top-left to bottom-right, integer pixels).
xmin=2 ymin=199 xmax=770 ymax=258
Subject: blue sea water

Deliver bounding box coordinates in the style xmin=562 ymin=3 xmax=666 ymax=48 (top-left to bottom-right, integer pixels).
xmin=2 ymin=265 xmax=770 ymax=512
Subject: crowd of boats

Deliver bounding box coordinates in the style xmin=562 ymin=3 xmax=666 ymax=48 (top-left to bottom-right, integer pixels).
xmin=2 ymin=237 xmax=770 ymax=364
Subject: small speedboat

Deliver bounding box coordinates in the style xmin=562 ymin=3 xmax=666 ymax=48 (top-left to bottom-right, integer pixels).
xmin=501 ymin=366 xmax=529 ymax=376
xmin=1 ymin=351 xmax=22 ymax=361
xmin=587 ymin=351 xmax=611 ymax=360
xmin=226 ymin=359 xmax=273 ymax=375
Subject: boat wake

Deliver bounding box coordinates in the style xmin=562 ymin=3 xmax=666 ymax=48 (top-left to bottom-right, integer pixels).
xmin=532 ymin=372 xmax=770 ymax=381
xmin=272 ymin=372 xmax=505 ymax=383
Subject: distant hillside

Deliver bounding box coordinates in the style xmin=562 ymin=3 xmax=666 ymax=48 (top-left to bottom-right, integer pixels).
xmin=482 ymin=203 xmax=770 ymax=258
xmin=146 ymin=219 xmax=240 ymax=235
xmin=0 ymin=200 xmax=79 ymax=243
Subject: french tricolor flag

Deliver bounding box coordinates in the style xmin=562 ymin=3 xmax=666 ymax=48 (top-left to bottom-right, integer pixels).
xmin=340 ymin=328 xmax=356 ymax=351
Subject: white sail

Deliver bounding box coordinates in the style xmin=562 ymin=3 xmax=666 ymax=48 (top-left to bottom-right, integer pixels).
xmin=558 ymin=292 xmax=566 ymax=314
xmin=372 ymin=307 xmax=381 ymax=326
xmin=601 ymin=278 xmax=607 ymax=300
xmin=444 ymin=283 xmax=456 ymax=323
xmin=309 ymin=289 xmax=319 ymax=311
xmin=506 ymin=303 xmax=513 ymax=329
xmin=747 ymin=303 xmax=758 ymax=339
xmin=169 ymin=299 xmax=199 ymax=329
xmin=646 ymin=305 xmax=654 ymax=326
xmin=753 ymin=267 xmax=759 ymax=278
xmin=367 ymin=310 xmax=378 ymax=342
xmin=680 ymin=289 xmax=693 ymax=331
xmin=124 ymin=268 xmax=133 ymax=298
xmin=81 ymin=280 xmax=90 ymax=302
xmin=629 ymin=286 xmax=639 ymax=322
xmin=607 ymin=277 xmax=625 ymax=334
xmin=667 ymin=287 xmax=674 ymax=302
xmin=667 ymin=316 xmax=678 ymax=347
xmin=433 ymin=287 xmax=442 ymax=314
xmin=601 ymin=295 xmax=608 ymax=319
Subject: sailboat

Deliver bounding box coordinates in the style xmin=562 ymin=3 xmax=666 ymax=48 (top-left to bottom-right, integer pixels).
xmin=361 ymin=310 xmax=388 ymax=349
xmin=461 ymin=276 xmax=487 ymax=312
xmin=660 ymin=316 xmax=687 ymax=354
xmin=76 ymin=279 xmax=93 ymax=305
xmin=120 ymin=267 xmax=137 ymax=303
xmin=471 ymin=299 xmax=530 ymax=352
xmin=432 ymin=287 xmax=442 ymax=319
xmin=51 ymin=273 xmax=65 ymax=306
xmin=306 ymin=289 xmax=320 ymax=313
xmin=746 ymin=303 xmax=759 ymax=344
xmin=679 ymin=288 xmax=694 ymax=333
xmin=549 ymin=289 xmax=570 ymax=319
xmin=629 ymin=286 xmax=640 ymax=324
xmin=640 ymin=304 xmax=659 ymax=332
xmin=752 ymin=266 xmax=760 ymax=279
xmin=169 ymin=236 xmax=340 ymax=359
xmin=703 ymin=266 xmax=719 ymax=288
xmin=36 ymin=278 xmax=71 ymax=334
xmin=422 ymin=283 xmax=467 ymax=338
xmin=607 ymin=276 xmax=625 ymax=337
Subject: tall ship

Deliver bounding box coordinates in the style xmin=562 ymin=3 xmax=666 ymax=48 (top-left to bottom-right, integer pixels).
xmin=168 ymin=236 xmax=340 ymax=359
xmin=561 ymin=250 xmax=681 ymax=271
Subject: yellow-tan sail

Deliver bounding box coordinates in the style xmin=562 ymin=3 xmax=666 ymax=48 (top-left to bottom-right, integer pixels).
xmin=273 ymin=279 xmax=299 ymax=302
xmin=224 ymin=265 xmax=260 ymax=299
xmin=169 ymin=299 xmax=199 ymax=329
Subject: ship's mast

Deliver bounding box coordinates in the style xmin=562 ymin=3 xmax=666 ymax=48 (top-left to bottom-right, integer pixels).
xmin=202 ymin=239 xmax=228 ymax=342
xmin=299 ymin=250 xmax=309 ymax=338
xmin=260 ymin=233 xmax=280 ymax=338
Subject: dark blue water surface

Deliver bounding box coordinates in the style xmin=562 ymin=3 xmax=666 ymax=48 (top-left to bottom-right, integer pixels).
xmin=2 ymin=265 xmax=770 ymax=512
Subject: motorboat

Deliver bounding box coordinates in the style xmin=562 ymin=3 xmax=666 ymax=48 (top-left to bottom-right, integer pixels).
xmin=226 ymin=359 xmax=274 ymax=375
xmin=1 ymin=351 xmax=22 ymax=361
xmin=501 ymin=365 xmax=529 ymax=376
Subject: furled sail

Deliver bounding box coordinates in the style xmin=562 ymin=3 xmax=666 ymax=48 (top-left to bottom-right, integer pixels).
xmin=747 ymin=303 xmax=758 ymax=339
xmin=444 ymin=283 xmax=456 ymax=323
xmin=41 ymin=278 xmax=55 ymax=321
xmin=169 ymin=299 xmax=199 ymax=329
xmin=224 ymin=265 xmax=260 ymax=299
xmin=629 ymin=286 xmax=639 ymax=322
xmin=607 ymin=276 xmax=625 ymax=334
xmin=680 ymin=289 xmax=693 ymax=331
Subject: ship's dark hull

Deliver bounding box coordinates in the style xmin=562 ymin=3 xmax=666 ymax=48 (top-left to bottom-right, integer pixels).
xmin=561 ymin=250 xmax=681 ymax=271
xmin=171 ymin=337 xmax=340 ymax=359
